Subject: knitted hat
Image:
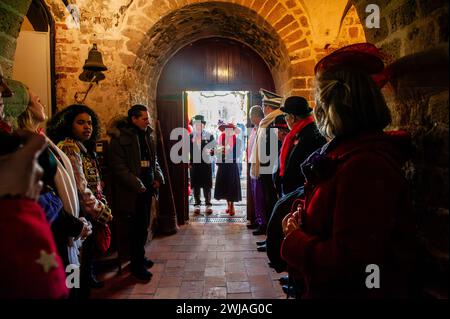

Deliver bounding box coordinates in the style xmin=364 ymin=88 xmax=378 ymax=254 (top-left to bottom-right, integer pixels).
xmin=260 ymin=88 xmax=282 ymax=108
xmin=3 ymin=79 xmax=29 ymax=127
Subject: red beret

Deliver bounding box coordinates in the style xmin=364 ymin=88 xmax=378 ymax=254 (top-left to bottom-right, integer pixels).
xmin=314 ymin=42 xmax=390 ymax=88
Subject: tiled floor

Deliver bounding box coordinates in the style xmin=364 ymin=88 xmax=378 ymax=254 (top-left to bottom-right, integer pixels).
xmin=91 ymin=222 xmax=288 ymax=299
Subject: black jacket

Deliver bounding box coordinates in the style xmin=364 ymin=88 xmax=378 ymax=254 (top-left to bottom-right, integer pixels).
xmin=189 ymin=131 xmax=215 ymax=188
xmin=108 ymin=117 xmax=164 ymax=215
xmin=273 ymin=122 xmax=326 ymax=195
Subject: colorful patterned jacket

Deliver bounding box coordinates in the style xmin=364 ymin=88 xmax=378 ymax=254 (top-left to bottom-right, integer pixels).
xmin=57 ymin=138 xmax=112 ymax=225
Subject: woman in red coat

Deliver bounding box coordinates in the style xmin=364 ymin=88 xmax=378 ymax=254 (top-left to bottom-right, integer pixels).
xmin=0 ymin=132 xmax=69 ymax=299
xmin=281 ymin=43 xmax=418 ymax=298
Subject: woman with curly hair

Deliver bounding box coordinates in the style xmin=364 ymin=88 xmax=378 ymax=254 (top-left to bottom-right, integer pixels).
xmin=47 ymin=104 xmax=113 ymax=298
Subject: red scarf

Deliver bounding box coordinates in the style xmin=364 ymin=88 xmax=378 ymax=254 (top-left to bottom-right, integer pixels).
xmin=279 ymin=115 xmax=314 ymax=177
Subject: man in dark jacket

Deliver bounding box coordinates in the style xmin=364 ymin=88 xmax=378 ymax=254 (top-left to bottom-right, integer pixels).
xmin=265 ymin=96 xmax=326 ymax=276
xmin=276 ymin=96 xmax=327 ymax=195
xmin=108 ymin=104 xmax=164 ymax=281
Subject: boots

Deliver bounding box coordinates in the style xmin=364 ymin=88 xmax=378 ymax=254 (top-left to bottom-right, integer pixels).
xmin=83 ymin=264 xmax=104 ymax=289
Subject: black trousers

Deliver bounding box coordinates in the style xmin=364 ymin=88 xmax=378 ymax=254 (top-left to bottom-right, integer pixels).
xmin=79 ymin=230 xmax=96 ymax=299
xmin=129 ymin=191 xmax=152 ymax=267
xmin=266 ymin=186 xmax=304 ymax=272
xmin=259 ymin=173 xmax=278 ymax=224
xmin=193 ymin=187 xmax=212 ymax=206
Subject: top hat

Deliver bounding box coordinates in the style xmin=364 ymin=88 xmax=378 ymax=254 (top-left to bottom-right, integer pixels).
xmin=280 ymin=96 xmax=312 ymax=116
xmin=191 ymin=114 xmax=206 ymax=125
xmin=260 ymin=88 xmax=282 ymax=108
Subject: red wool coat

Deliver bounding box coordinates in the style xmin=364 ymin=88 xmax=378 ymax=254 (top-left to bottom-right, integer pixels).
xmin=281 ymin=131 xmax=418 ymax=298
xmin=0 ymin=199 xmax=69 ymax=299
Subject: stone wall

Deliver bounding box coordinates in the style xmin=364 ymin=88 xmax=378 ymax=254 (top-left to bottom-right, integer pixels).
xmin=0 ymin=0 xmax=31 ymax=75
xmin=292 ymin=4 xmax=366 ymax=102
xmin=352 ymin=0 xmax=449 ymax=298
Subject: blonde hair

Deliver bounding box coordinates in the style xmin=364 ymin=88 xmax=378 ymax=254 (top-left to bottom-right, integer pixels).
xmin=314 ymin=68 xmax=391 ymax=139
xmin=18 ymin=106 xmax=39 ymax=132
xmin=17 ymin=87 xmax=40 ymax=132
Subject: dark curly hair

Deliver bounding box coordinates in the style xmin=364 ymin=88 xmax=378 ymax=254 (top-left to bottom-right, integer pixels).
xmin=46 ymin=104 xmax=101 ymax=151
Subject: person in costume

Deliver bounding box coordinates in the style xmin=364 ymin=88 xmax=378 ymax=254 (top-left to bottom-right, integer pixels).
xmin=276 ymin=96 xmax=327 ymax=196
xmin=249 ymin=89 xmax=283 ymax=236
xmin=246 ymin=105 xmax=265 ymax=230
xmin=214 ymin=122 xmax=242 ymax=216
xmin=47 ymin=104 xmax=113 ymax=297
xmin=263 ymin=96 xmax=326 ymax=288
xmin=281 ymin=43 xmax=418 ymax=298
xmin=188 ymin=115 xmax=215 ymax=215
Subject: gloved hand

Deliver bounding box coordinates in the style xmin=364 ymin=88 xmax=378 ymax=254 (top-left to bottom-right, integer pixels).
xmin=78 ymin=217 xmax=92 ymax=239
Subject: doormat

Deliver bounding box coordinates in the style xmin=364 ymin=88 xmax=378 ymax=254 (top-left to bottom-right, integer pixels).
xmin=190 ymin=216 xmax=247 ymax=224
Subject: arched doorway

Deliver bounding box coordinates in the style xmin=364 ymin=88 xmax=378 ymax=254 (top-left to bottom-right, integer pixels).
xmin=12 ymin=0 xmax=56 ymax=117
xmin=157 ymin=37 xmax=275 ymax=226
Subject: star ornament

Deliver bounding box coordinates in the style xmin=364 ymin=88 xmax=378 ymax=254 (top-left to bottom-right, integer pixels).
xmin=35 ymin=250 xmax=59 ymax=273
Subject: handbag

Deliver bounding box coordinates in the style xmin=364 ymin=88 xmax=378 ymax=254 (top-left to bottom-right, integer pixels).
xmin=94 ymin=222 xmax=111 ymax=254
xmin=38 ymin=189 xmax=63 ymax=224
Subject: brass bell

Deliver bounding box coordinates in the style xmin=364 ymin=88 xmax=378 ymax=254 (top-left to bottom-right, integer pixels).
xmin=79 ymin=69 xmax=105 ymax=83
xmin=83 ymin=43 xmax=107 ymax=71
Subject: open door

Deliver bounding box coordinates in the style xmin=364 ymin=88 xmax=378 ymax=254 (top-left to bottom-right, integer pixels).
xmin=156 ymin=92 xmax=189 ymax=228
xmin=156 ymin=37 xmax=275 ymax=228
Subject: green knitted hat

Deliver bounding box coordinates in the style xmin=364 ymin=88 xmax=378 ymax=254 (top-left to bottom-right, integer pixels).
xmin=3 ymin=79 xmax=29 ymax=128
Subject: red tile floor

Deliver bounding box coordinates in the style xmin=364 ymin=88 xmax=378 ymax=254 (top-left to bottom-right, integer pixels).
xmin=91 ymin=222 xmax=288 ymax=299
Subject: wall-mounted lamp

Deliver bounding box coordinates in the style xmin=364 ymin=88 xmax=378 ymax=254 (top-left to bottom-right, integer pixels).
xmin=75 ymin=43 xmax=107 ymax=103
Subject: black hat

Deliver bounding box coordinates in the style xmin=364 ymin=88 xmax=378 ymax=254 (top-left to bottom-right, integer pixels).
xmin=191 ymin=114 xmax=206 ymax=125
xmin=269 ymin=114 xmax=289 ymax=130
xmin=280 ymin=96 xmax=312 ymax=116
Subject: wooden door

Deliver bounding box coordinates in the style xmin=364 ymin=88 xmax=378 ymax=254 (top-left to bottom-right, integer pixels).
xmin=157 ymin=37 xmax=275 ymax=225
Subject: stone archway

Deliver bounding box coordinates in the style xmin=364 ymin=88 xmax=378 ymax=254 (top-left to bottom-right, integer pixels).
xmin=1 ymin=0 xmax=366 ymax=127
xmin=128 ymin=1 xmax=293 ymax=120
